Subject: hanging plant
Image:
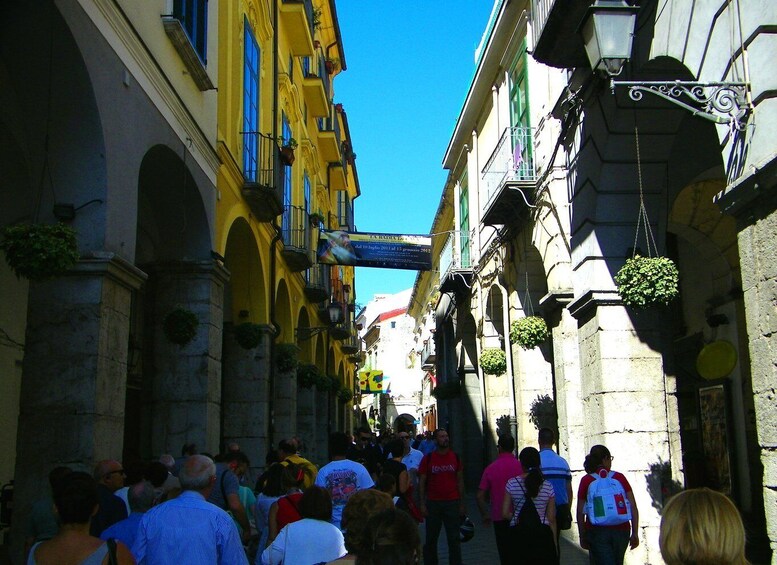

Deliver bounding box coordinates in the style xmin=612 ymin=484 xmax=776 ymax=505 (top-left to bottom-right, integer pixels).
xmin=431 ymin=379 xmax=461 ymax=400
xmin=234 ymin=322 xmax=263 ymax=349
xmin=279 ymin=137 xmax=298 ymax=166
xmin=0 ymin=222 xmax=79 ymax=281
xmin=315 ymin=373 xmax=336 ymax=391
xmin=615 ymin=255 xmax=679 ymax=308
xmin=510 ymin=316 xmax=549 ymax=349
xmin=274 ymin=343 xmax=299 ymax=373
xmin=480 ymin=348 xmax=507 ymax=376
xmin=529 ymin=394 xmax=557 ymax=433
xmin=337 ymin=388 xmax=353 ymax=403
xmin=163 ymin=308 xmax=199 ymax=346
xmin=297 ymin=363 xmax=320 ymax=389
xmin=309 ymin=211 xmax=326 ymax=226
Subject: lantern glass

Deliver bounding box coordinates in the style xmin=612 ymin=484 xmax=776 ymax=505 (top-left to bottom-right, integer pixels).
xmin=327 ymin=302 xmax=344 ymax=324
xmin=580 ymin=1 xmax=638 ymax=76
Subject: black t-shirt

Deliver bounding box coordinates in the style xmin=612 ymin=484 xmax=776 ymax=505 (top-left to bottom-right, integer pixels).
xmin=347 ymin=444 xmax=382 ymax=476
xmin=382 ymin=459 xmax=407 ymax=486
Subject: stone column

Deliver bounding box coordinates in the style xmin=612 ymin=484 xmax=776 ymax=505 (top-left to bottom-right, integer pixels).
xmin=11 ymin=253 xmax=145 ymax=560
xmin=148 ymin=261 xmax=228 ymax=457
xmin=296 ymin=385 xmax=317 ymax=462
xmin=272 ymin=346 xmax=298 ymax=444
xmin=569 ymin=295 xmax=677 ymax=565
xmin=222 ymin=323 xmax=273 ymax=477
xmin=737 ymin=210 xmax=777 ymax=557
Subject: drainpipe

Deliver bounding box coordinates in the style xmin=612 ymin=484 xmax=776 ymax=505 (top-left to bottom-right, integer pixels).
xmin=268 ymin=0 xmax=282 ymax=449
xmin=498 ymin=282 xmax=519 ymax=441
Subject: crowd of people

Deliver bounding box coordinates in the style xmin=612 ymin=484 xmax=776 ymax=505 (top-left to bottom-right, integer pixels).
xmin=24 ymin=427 xmax=750 ymax=565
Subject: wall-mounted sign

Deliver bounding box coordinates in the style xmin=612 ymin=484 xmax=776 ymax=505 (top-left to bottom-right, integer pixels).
xmin=317 ymin=230 xmax=432 ymax=271
xmin=359 ymin=370 xmax=390 ymax=394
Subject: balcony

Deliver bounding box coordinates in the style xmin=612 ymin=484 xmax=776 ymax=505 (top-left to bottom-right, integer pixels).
xmin=302 ymin=54 xmax=330 ymax=117
xmin=341 ymin=332 xmax=360 ymax=354
xmin=439 ymin=231 xmax=474 ymax=295
xmin=304 ymin=262 xmax=330 ymax=303
xmin=531 ymin=0 xmax=591 ymax=68
xmin=329 ymin=160 xmax=347 ymax=190
xmin=242 ymin=133 xmax=283 ymax=221
xmin=280 ymin=0 xmax=315 ymax=57
xmin=481 ymin=126 xmax=538 ymax=226
xmin=318 ymin=110 xmax=342 ymax=162
xmin=420 ymin=337 xmax=436 ymax=371
xmin=281 ymin=205 xmax=314 ymax=272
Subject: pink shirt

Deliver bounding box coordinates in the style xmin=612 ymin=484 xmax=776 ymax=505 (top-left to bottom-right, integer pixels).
xmin=478 ymin=453 xmax=523 ymax=521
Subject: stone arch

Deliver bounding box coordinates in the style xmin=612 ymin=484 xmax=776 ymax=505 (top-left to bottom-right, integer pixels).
xmin=296 ymin=307 xmax=312 ymax=362
xmin=137 ymin=145 xmax=212 ymax=263
xmin=394 ymin=413 xmax=417 ymax=434
xmin=224 ymin=217 xmax=267 ymax=324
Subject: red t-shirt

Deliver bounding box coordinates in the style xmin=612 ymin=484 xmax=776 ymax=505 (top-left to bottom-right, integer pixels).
xmin=419 ymin=450 xmax=462 ymax=501
xmin=276 ymin=492 xmax=303 ymax=530
xmin=578 ymin=468 xmax=632 ymax=531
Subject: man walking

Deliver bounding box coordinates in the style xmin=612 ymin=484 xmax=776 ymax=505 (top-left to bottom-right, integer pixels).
xmin=91 ymin=459 xmax=129 ymax=536
xmin=132 ymin=454 xmax=248 ymax=564
xmin=418 ymin=428 xmax=465 ymax=565
xmin=476 ymin=434 xmax=523 ymax=564
xmin=316 ymin=431 xmax=374 ymax=530
xmin=539 ymin=427 xmax=573 ymax=562
xmin=346 ymin=426 xmax=383 ymax=482
xmin=279 ymin=438 xmax=318 ymax=488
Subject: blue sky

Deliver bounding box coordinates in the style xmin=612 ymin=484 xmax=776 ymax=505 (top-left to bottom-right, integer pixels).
xmin=333 ymin=2 xmax=493 ymax=306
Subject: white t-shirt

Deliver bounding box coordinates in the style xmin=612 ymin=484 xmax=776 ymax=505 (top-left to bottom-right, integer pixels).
xmin=259 ymin=518 xmax=345 ymax=565
xmin=402 ymin=448 xmax=424 ymax=472
xmin=315 ymin=458 xmax=374 ymax=529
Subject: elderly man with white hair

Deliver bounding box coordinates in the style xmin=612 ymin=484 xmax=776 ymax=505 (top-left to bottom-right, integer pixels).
xmin=132 ymin=454 xmax=248 ymax=564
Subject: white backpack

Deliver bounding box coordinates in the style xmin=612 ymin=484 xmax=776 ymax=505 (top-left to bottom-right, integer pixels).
xmin=585 ymin=471 xmax=632 ymax=526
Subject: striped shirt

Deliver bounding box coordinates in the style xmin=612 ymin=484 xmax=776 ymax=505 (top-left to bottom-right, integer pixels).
xmin=539 ymin=448 xmax=572 ymax=504
xmin=505 ymin=476 xmax=555 ymax=527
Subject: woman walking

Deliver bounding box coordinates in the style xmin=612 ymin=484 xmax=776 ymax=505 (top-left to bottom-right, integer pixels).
xmin=577 ymin=445 xmax=639 ymax=565
xmin=502 ymin=447 xmax=557 ymax=564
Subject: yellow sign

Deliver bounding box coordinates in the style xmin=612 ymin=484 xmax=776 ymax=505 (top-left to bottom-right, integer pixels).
xmin=358 ymin=370 xmax=389 ymax=394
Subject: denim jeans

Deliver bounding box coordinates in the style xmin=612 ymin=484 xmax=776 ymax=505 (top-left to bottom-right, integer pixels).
xmin=423 ymin=499 xmax=462 ymax=565
xmin=587 ymin=527 xmax=630 ymax=565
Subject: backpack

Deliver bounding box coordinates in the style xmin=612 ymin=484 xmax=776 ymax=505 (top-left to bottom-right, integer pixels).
xmin=585 ymin=471 xmax=632 ymax=526
xmin=515 ymin=480 xmax=543 ymax=529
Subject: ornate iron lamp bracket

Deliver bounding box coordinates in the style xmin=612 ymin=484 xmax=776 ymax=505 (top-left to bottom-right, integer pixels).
xmin=611 ymin=80 xmax=750 ymax=131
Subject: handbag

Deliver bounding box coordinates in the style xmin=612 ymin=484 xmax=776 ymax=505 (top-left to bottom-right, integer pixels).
xmin=400 ymin=484 xmax=424 ymax=523
xmin=556 ymin=503 xmax=573 ymax=530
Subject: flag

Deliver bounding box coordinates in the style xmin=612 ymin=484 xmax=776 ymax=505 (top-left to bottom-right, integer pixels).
xmin=359 ymin=370 xmax=390 ymax=394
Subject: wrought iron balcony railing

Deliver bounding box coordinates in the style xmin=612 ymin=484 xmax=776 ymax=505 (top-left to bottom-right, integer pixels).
xmin=420 ymin=336 xmax=435 ymax=369
xmin=241 ymin=132 xmax=282 ymax=221
xmin=281 ymin=205 xmax=314 ymax=271
xmin=304 ymin=262 xmax=330 ymax=303
xmin=480 ymin=126 xmax=537 ymax=225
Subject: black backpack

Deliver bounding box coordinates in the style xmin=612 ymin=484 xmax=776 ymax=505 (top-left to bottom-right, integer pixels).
xmin=516 ymin=480 xmax=542 ymax=529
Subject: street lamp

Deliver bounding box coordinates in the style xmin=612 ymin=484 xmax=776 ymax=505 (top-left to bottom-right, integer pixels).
xmin=579 ymin=0 xmax=639 ymax=77
xmin=296 ymin=300 xmax=345 ymax=341
xmin=579 ymin=1 xmax=751 ymax=131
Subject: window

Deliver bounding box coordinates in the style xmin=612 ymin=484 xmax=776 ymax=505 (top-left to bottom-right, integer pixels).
xmin=509 ymin=41 xmax=532 ymax=177
xmin=174 ymin=0 xmax=208 ymax=63
xmin=391 ymin=321 xmax=396 ymax=329
xmin=281 ymin=114 xmax=293 ymax=236
xmin=459 ymin=174 xmax=470 ymax=268
xmin=243 ymin=19 xmax=260 ymax=181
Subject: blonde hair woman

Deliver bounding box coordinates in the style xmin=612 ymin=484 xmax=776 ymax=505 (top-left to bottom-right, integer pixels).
xmin=659 ymin=488 xmax=748 ymax=565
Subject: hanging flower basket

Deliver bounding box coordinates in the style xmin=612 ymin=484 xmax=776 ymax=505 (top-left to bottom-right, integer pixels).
xmin=0 ymin=222 xmax=79 ymax=281
xmin=510 ymin=316 xmax=549 ymax=350
xmin=315 ymin=373 xmax=337 ymax=392
xmin=234 ymin=322 xmax=263 ymax=349
xmin=297 ymin=363 xmax=320 ymax=389
xmin=163 ymin=308 xmax=199 ymax=346
xmin=279 ymin=137 xmax=298 ymax=166
xmin=431 ymin=379 xmax=461 ymax=400
xmin=615 ymin=255 xmax=680 ymax=308
xmin=309 ymin=212 xmax=326 ymax=226
xmin=275 ymin=343 xmax=299 ymax=373
xmin=480 ymin=348 xmax=507 ymax=376
xmin=337 ymin=388 xmax=353 ymax=403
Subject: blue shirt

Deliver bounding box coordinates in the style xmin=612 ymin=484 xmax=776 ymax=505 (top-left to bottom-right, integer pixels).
xmin=100 ymin=512 xmax=144 ymax=549
xmin=132 ymin=490 xmax=248 ymax=565
xmin=539 ymin=448 xmax=572 ymax=505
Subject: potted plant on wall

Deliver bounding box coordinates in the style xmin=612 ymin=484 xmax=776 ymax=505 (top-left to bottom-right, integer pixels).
xmin=324 ymin=57 xmax=339 ymax=75
xmin=480 ymin=347 xmax=507 ymax=376
xmin=337 ymin=388 xmax=353 ymax=403
xmin=297 ymin=363 xmax=320 ymax=389
xmin=0 ymin=222 xmax=79 ymax=281
xmin=510 ymin=316 xmax=549 ymax=349
xmin=274 ymin=343 xmax=299 ymax=373
xmin=279 ymin=137 xmax=298 ymax=166
xmin=309 ymin=210 xmax=326 ymax=226
xmin=615 ymin=254 xmax=679 ymax=308
xmin=234 ymin=322 xmax=263 ymax=349
xmin=163 ymin=307 xmax=199 ymax=346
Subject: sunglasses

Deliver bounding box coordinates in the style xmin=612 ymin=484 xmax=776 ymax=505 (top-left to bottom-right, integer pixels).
xmin=104 ymin=469 xmax=126 ymax=478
